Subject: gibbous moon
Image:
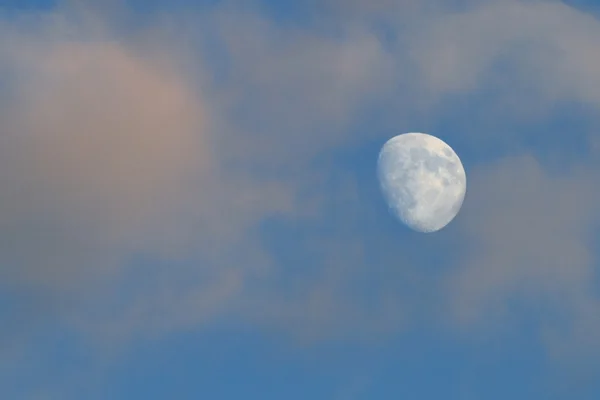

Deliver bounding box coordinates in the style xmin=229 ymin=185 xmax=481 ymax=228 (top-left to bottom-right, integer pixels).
xmin=377 ymin=132 xmax=466 ymax=233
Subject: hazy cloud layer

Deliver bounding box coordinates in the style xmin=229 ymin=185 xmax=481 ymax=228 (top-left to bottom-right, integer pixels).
xmin=402 ymin=0 xmax=600 ymax=357
xmin=0 ymin=4 xmax=401 ymax=350
xmin=410 ymin=1 xmax=600 ymax=104
xmin=449 ymin=155 xmax=600 ymax=324
xmin=1 ymin=0 xmax=600 ymax=368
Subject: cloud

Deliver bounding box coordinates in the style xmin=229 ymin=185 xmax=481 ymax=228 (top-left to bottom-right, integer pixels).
xmin=0 ymin=28 xmax=205 ymax=281
xmin=366 ymin=0 xmax=600 ymax=363
xmin=408 ymin=1 xmax=600 ymax=108
xmin=394 ymin=0 xmax=600 ymax=359
xmin=0 ymin=9 xmax=217 ymax=350
xmin=3 ymin=0 xmax=600 ymax=369
xmin=441 ymin=155 xmax=600 ymax=373
xmin=0 ymin=2 xmax=400 ymax=352
xmin=206 ymin=8 xmax=395 ymax=166
xmin=448 ymin=155 xmax=599 ymax=323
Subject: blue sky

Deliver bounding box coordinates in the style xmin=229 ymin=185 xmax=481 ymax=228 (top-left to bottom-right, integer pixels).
xmin=2 ymin=0 xmax=600 ymax=399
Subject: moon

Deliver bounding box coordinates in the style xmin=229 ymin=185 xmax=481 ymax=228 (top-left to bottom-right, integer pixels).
xmin=377 ymin=132 xmax=466 ymax=233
